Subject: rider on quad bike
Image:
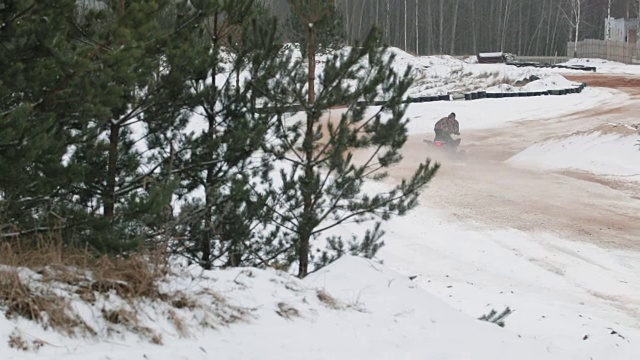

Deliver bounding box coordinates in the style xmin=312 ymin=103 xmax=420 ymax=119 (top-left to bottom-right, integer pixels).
xmin=433 ymin=112 xmax=461 ymax=149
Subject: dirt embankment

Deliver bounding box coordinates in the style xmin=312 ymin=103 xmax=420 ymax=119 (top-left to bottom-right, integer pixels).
xmin=565 ymin=74 xmax=640 ymax=89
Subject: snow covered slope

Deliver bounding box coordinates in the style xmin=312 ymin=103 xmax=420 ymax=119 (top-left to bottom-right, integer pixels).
xmin=508 ymin=123 xmax=640 ymax=180
xmin=559 ymin=58 xmax=640 ymax=75
xmin=2 ymin=256 xmax=587 ymax=360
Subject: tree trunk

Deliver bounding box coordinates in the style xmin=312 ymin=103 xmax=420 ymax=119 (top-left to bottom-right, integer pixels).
xmin=299 ymin=0 xmax=317 ymax=278
xmin=427 ymin=0 xmax=433 ymax=54
xmin=202 ymin=12 xmax=220 ymax=271
xmin=544 ymin=0 xmax=552 ymax=55
xmin=551 ymin=3 xmax=561 ymax=55
xmin=202 ymin=117 xmax=215 ymax=270
xmin=574 ymin=0 xmax=581 ymax=57
xmin=307 ymin=16 xmax=316 ymax=103
xmin=471 ymin=0 xmax=477 ymax=54
xmin=415 ymin=0 xmax=419 ymax=54
xmin=517 ymin=1 xmax=523 ymax=54
xmin=104 ymin=122 xmax=119 ymax=218
xmin=439 ymin=0 xmax=444 ymax=53
xmin=501 ymin=0 xmax=511 ymax=51
xmin=385 ymin=0 xmax=390 ymax=44
xmin=404 ymin=0 xmax=407 ymax=51
xmin=450 ymin=0 xmax=459 ymax=54
xmin=104 ymin=0 xmax=127 ymax=219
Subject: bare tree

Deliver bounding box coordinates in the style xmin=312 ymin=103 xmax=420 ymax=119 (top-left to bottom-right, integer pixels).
xmin=439 ymin=0 xmax=444 ymax=53
xmin=561 ymin=0 xmax=585 ymax=57
xmin=268 ymin=0 xmax=617 ymax=57
xmin=415 ymin=0 xmax=419 ymax=54
xmin=450 ymin=0 xmax=460 ymax=54
xmin=404 ymin=0 xmax=407 ymax=51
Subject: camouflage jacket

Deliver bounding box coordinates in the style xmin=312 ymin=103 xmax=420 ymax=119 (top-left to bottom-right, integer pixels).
xmin=434 ymin=116 xmax=460 ymax=135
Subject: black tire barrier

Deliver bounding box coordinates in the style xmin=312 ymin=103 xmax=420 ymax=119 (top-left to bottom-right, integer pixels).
xmin=264 ymin=82 xmax=589 ymax=112
xmin=400 ymin=82 xmax=587 ymax=104
xmin=506 ymin=61 xmax=596 ymax=72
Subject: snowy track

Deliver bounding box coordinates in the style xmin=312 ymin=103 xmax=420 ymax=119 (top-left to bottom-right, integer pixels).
xmin=352 ymin=73 xmax=640 ymax=358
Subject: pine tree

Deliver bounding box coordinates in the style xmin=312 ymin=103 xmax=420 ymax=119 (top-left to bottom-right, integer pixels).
xmin=264 ymin=0 xmax=440 ymax=278
xmin=59 ymin=0 xmax=190 ymax=251
xmin=284 ymin=0 xmax=345 ymax=58
xmin=167 ymin=0 xmax=291 ymax=269
xmin=0 ymin=0 xmax=84 ymax=238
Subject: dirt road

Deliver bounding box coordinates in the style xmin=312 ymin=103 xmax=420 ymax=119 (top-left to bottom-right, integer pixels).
xmin=393 ymin=74 xmax=640 ymax=249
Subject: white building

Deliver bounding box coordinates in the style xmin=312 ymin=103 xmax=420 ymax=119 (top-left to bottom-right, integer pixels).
xmin=605 ymin=17 xmax=640 ymax=43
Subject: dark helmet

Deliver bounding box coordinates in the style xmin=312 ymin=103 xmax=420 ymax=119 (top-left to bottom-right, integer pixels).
xmin=449 ymin=112 xmax=456 ymax=118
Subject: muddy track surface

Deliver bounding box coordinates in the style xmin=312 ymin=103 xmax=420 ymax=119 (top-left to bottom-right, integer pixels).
xmin=391 ymin=74 xmax=640 ymax=250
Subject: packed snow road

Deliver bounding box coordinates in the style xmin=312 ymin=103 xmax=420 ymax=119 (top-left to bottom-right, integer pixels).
xmin=354 ymin=73 xmax=640 ymax=358
xmin=395 ymin=74 xmax=640 ymax=250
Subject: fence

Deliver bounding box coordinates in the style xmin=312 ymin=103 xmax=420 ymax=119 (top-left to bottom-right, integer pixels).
xmin=567 ymin=39 xmax=640 ymax=64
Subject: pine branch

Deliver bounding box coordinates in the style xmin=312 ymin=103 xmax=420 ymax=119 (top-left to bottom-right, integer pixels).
xmin=1 ymin=2 xmax=36 ymax=31
xmin=311 ymin=191 xmax=406 ymax=235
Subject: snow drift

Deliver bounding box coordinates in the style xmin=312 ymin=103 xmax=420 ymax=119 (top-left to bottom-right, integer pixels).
xmin=2 ymin=256 xmax=586 ymax=360
xmin=287 ymin=45 xmax=582 ymax=98
xmin=559 ymin=58 xmax=640 ymax=75
xmin=507 ymin=123 xmax=640 ymax=180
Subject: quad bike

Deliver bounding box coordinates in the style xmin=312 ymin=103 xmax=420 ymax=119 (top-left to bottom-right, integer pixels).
xmin=423 ymin=137 xmax=467 ymax=162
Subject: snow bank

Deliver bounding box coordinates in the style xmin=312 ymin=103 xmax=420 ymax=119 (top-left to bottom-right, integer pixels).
xmin=372 ymin=208 xmax=640 ymax=360
xmin=397 ymin=86 xmax=625 ymax=133
xmin=508 ymin=123 xmax=640 ymax=178
xmin=522 ymin=74 xmax=580 ymax=91
xmin=404 ymin=54 xmax=565 ymax=97
xmin=2 ymin=256 xmax=585 ymax=360
xmin=305 ymin=256 xmax=579 ymax=359
xmin=290 ymin=45 xmax=582 ymax=98
xmin=558 ymin=58 xmax=640 ymax=75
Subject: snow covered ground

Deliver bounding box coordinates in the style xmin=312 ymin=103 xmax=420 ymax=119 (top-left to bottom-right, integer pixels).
xmin=311 ymin=47 xmax=586 ymax=97
xmin=373 ymin=205 xmax=640 ymax=360
xmin=508 ymin=123 xmax=640 ymax=181
xmin=401 ymin=86 xmax=626 ymax=132
xmin=4 ymin=49 xmax=640 ymax=359
xmin=2 ymin=257 xmax=590 ymax=360
xmin=559 ymin=58 xmax=640 ymax=76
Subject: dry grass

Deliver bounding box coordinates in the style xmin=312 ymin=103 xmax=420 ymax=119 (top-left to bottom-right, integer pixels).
xmin=0 ymin=238 xmax=169 ymax=301
xmin=78 ymin=255 xmax=167 ymax=300
xmin=0 ymin=270 xmax=96 ymax=337
xmin=316 ymin=289 xmax=342 ymax=310
xmin=167 ymin=309 xmax=189 ymax=338
xmin=171 ymin=291 xmax=199 ymax=310
xmin=0 ymin=238 xmax=171 ymax=342
xmin=276 ymin=302 xmax=300 ymax=320
xmin=0 ymin=237 xmax=251 ymax=347
xmin=8 ymin=332 xmax=30 ymax=351
xmin=7 ymin=331 xmax=44 ymax=352
xmin=484 ymin=75 xmax=515 ymax=89
xmin=102 ymin=308 xmax=162 ymax=344
xmin=475 ymin=71 xmax=500 ymax=79
xmin=194 ymin=288 xmax=251 ymax=329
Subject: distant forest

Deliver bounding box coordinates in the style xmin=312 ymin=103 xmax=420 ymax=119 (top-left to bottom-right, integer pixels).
xmin=266 ymin=0 xmax=640 ymax=56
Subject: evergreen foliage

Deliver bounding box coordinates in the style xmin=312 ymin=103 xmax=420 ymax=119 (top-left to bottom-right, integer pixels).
xmin=285 ymin=0 xmax=346 ymax=57
xmin=1 ymin=0 xmax=437 ymax=277
xmin=263 ymin=2 xmax=439 ymax=277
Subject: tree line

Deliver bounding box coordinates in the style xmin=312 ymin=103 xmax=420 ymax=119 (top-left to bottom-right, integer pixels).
xmin=270 ymin=0 xmax=640 ymax=56
xmin=0 ymin=0 xmax=437 ymax=277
